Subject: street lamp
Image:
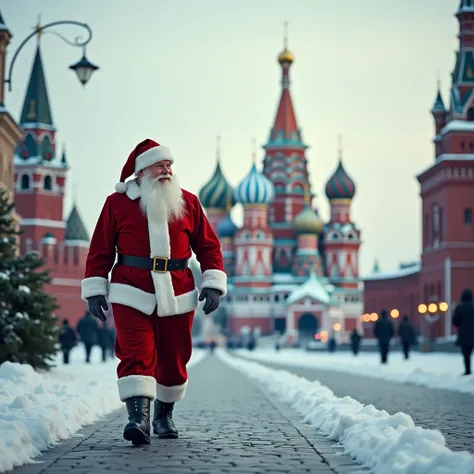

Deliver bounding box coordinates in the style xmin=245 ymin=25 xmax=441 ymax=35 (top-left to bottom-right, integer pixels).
xmin=417 ymin=301 xmax=449 ymax=351
xmin=390 ymin=308 xmax=400 ymax=319
xmin=5 ymin=20 xmax=99 ymax=92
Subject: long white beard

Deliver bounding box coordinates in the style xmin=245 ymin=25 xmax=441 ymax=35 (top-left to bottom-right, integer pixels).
xmin=139 ymin=170 xmax=185 ymax=222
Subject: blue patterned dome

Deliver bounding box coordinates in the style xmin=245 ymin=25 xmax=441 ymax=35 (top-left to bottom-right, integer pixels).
xmin=198 ymin=162 xmax=236 ymax=210
xmin=234 ymin=163 xmax=275 ymax=205
xmin=217 ymin=213 xmax=238 ymax=239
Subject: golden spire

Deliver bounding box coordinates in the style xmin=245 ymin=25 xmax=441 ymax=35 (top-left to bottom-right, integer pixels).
xmin=284 ymin=20 xmax=288 ymax=50
xmin=304 ymin=183 xmax=311 ymax=206
xmin=34 ymin=14 xmax=43 ymax=42
xmin=251 ymin=137 xmax=257 ymax=164
xmin=278 ymin=21 xmax=294 ymax=65
xmin=337 ymin=134 xmax=343 ymax=161
xmin=216 ymin=135 xmax=221 ymax=162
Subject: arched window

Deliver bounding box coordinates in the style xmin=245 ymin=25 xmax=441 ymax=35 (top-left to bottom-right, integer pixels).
xmin=20 ymin=174 xmax=30 ymax=190
xmin=41 ymin=136 xmax=53 ymax=161
xmin=432 ymin=204 xmax=440 ymax=247
xmin=24 ymin=134 xmax=37 ymax=157
xmin=43 ymin=175 xmax=52 ymax=191
xmin=465 ymin=208 xmax=473 ymax=225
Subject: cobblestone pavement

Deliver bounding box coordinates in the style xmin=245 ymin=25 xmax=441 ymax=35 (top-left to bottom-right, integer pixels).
xmin=234 ymin=353 xmax=474 ymax=453
xmin=11 ymin=354 xmax=366 ymax=474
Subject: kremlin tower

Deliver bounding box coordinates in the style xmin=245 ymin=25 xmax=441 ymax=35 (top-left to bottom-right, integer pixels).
xmin=13 ymin=40 xmax=89 ymax=326
xmin=198 ymin=31 xmax=363 ymax=341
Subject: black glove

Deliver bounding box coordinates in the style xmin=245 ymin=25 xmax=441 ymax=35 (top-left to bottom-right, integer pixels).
xmin=87 ymin=295 xmax=109 ymax=322
xmin=198 ymin=288 xmax=222 ymax=315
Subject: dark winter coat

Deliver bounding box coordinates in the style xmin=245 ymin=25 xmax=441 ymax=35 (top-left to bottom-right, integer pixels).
xmin=374 ymin=315 xmax=394 ymax=345
xmin=453 ymin=299 xmax=474 ymax=347
xmin=77 ymin=313 xmax=99 ymax=345
xmin=59 ymin=326 xmax=77 ymax=351
xmin=350 ymin=331 xmax=362 ymax=347
xmin=97 ymin=325 xmax=113 ymax=348
xmin=397 ymin=320 xmax=417 ymax=345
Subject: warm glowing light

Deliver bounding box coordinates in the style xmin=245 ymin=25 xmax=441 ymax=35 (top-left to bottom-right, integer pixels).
xmin=390 ymin=309 xmax=400 ymax=319
xmin=360 ymin=316 xmax=364 ymax=322
xmin=370 ymin=313 xmax=378 ymax=322
xmin=439 ymin=301 xmax=449 ymax=312
xmin=428 ymin=303 xmax=438 ymax=313
xmin=315 ymin=333 xmax=321 ymax=340
xmin=320 ymin=330 xmax=328 ymax=343
xmin=418 ymin=304 xmax=427 ymax=314
xmin=333 ymin=323 xmax=342 ymax=331
xmin=362 ymin=314 xmax=370 ymax=322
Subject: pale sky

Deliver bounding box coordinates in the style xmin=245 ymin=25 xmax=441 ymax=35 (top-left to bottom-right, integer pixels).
xmin=2 ymin=0 xmax=461 ymax=277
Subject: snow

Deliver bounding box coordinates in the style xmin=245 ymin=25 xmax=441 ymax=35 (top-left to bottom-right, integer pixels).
xmin=218 ymin=350 xmax=474 ymax=474
xmin=0 ymin=346 xmax=207 ymax=473
xmin=363 ymin=263 xmax=420 ymax=281
xmin=286 ymin=272 xmax=331 ymax=304
xmin=440 ymin=120 xmax=474 ymax=135
xmin=234 ymin=348 xmax=474 ymax=395
xmin=18 ymin=285 xmax=31 ymax=294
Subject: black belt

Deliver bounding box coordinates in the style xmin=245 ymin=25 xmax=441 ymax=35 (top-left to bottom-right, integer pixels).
xmin=117 ymin=254 xmax=189 ymax=272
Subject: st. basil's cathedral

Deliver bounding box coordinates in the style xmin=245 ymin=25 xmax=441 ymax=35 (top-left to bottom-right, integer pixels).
xmin=198 ymin=39 xmax=363 ymax=344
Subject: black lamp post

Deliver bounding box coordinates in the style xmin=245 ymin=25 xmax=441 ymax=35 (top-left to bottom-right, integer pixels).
xmin=5 ymin=20 xmax=99 ymax=91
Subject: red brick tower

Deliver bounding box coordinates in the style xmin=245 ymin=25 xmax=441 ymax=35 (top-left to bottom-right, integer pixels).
xmin=262 ymin=28 xmax=311 ymax=273
xmin=14 ymin=42 xmax=89 ymax=326
xmin=417 ymin=0 xmax=474 ymax=337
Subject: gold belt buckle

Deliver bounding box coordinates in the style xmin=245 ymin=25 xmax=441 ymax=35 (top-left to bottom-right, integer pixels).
xmin=153 ymin=257 xmax=168 ymax=272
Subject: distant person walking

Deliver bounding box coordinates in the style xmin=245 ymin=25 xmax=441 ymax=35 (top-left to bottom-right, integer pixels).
xmin=397 ymin=316 xmax=417 ymax=360
xmin=453 ymin=288 xmax=474 ymax=376
xmin=373 ymin=309 xmax=394 ymax=364
xmin=77 ymin=311 xmax=99 ymax=363
xmin=59 ymin=319 xmax=77 ymax=364
xmin=350 ymin=329 xmax=362 ymax=356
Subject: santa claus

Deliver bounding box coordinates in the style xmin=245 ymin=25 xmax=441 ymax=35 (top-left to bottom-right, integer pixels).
xmin=81 ymin=139 xmax=226 ymax=445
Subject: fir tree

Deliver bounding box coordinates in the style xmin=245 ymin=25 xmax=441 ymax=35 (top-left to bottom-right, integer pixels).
xmin=0 ymin=189 xmax=59 ymax=370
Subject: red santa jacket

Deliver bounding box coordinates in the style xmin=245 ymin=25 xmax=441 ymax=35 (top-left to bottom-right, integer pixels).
xmin=81 ymin=179 xmax=227 ymax=317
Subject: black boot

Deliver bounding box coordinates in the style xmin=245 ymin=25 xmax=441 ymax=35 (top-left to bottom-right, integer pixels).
xmin=123 ymin=397 xmax=151 ymax=445
xmin=152 ymin=400 xmax=179 ymax=439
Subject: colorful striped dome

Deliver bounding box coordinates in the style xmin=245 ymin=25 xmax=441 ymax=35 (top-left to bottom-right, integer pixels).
xmin=234 ymin=163 xmax=275 ymax=205
xmin=325 ymin=160 xmax=356 ymax=200
xmin=198 ymin=162 xmax=235 ymax=210
xmin=217 ymin=213 xmax=238 ymax=239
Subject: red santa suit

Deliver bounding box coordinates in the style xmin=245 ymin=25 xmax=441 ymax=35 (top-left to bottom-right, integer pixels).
xmin=81 ymin=140 xmax=226 ymax=404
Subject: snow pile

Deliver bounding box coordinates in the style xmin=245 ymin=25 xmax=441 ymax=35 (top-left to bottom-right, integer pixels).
xmin=218 ymin=350 xmax=474 ymax=474
xmin=0 ymin=346 xmax=207 ymax=473
xmin=235 ymin=348 xmax=474 ymax=395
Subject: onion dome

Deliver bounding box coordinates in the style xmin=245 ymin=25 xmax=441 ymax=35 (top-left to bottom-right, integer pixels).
xmin=198 ymin=161 xmax=235 ymax=210
xmin=278 ymin=48 xmax=294 ymax=66
xmin=234 ymin=163 xmax=275 ymax=205
xmin=293 ymin=203 xmax=323 ymax=234
xmin=217 ymin=212 xmax=238 ymax=239
xmin=325 ymin=160 xmax=356 ymax=200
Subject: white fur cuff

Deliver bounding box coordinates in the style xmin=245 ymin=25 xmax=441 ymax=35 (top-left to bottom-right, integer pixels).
xmin=156 ymin=380 xmax=188 ymax=403
xmin=117 ymin=375 xmax=156 ymax=401
xmin=200 ymin=269 xmax=227 ymax=297
xmin=81 ymin=277 xmax=108 ymax=301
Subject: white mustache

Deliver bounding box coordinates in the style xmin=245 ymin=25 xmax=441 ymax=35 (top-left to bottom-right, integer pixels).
xmin=158 ymin=174 xmax=172 ymax=180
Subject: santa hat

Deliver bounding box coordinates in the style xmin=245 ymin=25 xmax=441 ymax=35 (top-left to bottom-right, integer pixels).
xmin=115 ymin=139 xmax=174 ymax=193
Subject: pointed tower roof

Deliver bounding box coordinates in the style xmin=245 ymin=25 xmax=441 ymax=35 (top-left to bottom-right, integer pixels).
xmin=65 ymin=205 xmax=89 ymax=241
xmin=267 ymin=23 xmax=302 ymax=145
xmin=0 ymin=10 xmax=9 ymax=32
xmin=458 ymin=0 xmax=474 ymax=12
xmin=325 ymin=136 xmax=356 ymax=200
xmin=20 ymin=45 xmax=54 ymax=126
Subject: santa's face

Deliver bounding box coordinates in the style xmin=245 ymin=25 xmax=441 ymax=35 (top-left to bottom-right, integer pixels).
xmin=138 ymin=163 xmax=184 ymax=222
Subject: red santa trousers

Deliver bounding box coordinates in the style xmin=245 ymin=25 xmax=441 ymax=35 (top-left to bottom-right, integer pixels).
xmin=112 ymin=303 xmax=194 ymax=403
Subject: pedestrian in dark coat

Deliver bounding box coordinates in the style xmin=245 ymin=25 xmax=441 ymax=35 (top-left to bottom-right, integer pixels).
xmin=59 ymin=319 xmax=77 ymax=364
xmin=77 ymin=311 xmax=99 ymax=363
xmin=350 ymin=329 xmax=362 ymax=355
xmin=453 ymin=288 xmax=474 ymax=376
xmin=98 ymin=321 xmax=113 ymax=362
xmin=397 ymin=316 xmax=417 ymax=360
xmin=373 ymin=309 xmax=394 ymax=364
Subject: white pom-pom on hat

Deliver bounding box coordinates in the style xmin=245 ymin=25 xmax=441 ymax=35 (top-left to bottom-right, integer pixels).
xmin=115 ymin=182 xmax=128 ymax=193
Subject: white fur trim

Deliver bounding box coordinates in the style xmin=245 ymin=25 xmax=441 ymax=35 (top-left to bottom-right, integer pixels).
xmin=134 ymin=146 xmax=173 ymax=174
xmin=81 ymin=276 xmax=108 ymax=300
xmin=115 ymin=182 xmax=128 ymax=193
xmin=201 ymin=269 xmax=227 ymax=297
xmin=156 ymin=380 xmax=188 ymax=403
xmin=117 ymin=375 xmax=156 ymax=401
xmin=125 ymin=179 xmax=141 ymax=200
xmin=108 ymin=283 xmax=156 ymax=315
xmin=108 ymin=282 xmax=198 ymax=317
